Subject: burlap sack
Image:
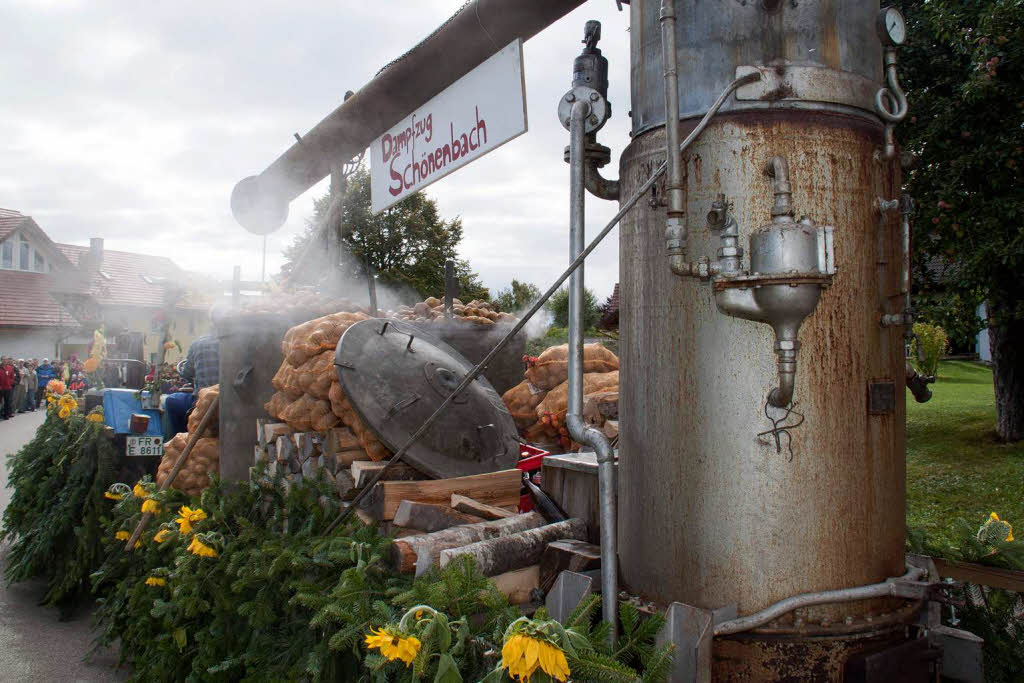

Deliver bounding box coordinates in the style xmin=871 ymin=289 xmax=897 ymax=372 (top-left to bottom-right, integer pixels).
xmin=502 ymin=380 xmax=549 ymax=431
xmin=536 ymin=371 xmax=620 ymax=428
xmin=285 ymin=311 xmax=369 ymax=367
xmin=157 ymin=433 xmax=219 ymax=498
xmin=187 ymin=385 xmax=219 ymax=437
xmin=524 ymin=343 xmax=619 ymax=391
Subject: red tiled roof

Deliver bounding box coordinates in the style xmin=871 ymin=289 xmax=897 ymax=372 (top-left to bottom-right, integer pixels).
xmin=0 ymin=208 xmax=29 ymax=243
xmin=56 ymin=244 xmax=188 ymax=309
xmin=0 ymin=270 xmax=77 ymax=328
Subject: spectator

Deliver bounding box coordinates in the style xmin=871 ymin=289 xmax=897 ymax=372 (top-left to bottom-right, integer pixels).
xmin=69 ymin=373 xmax=87 ymax=393
xmin=36 ymin=358 xmax=55 ymax=401
xmin=13 ymin=360 xmax=28 ymax=414
xmin=180 ymin=335 xmax=219 ymax=389
xmin=24 ymin=359 xmax=37 ymax=411
xmin=0 ymin=357 xmax=17 ymax=419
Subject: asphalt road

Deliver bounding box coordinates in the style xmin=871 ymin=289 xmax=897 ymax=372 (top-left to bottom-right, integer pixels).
xmin=0 ymin=409 xmax=129 ymax=682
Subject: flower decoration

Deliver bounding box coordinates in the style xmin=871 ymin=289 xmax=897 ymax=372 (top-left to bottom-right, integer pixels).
xmin=176 ymin=506 xmax=207 ymax=534
xmin=115 ymin=530 xmax=131 ymax=541
xmin=141 ymin=499 xmax=161 ymax=515
xmin=187 ymin=536 xmax=218 ymax=558
xmin=979 ymin=512 xmax=1015 ymax=544
xmin=153 ymin=528 xmax=172 ymax=544
xmin=86 ymin=412 xmax=104 ymax=423
xmin=104 ymin=491 xmax=123 ymax=501
xmin=365 ymin=627 xmax=421 ymax=666
xmin=83 ymin=357 xmax=100 ymax=374
xmin=58 ymin=406 xmax=71 ymax=419
xmin=46 ymin=379 xmax=66 ymax=394
xmin=145 ymin=576 xmax=166 ymax=587
xmin=132 ymin=481 xmax=153 ymax=499
xmin=501 ymin=633 xmax=570 ymax=682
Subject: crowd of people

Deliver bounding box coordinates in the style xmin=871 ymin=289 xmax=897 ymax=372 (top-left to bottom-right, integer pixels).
xmin=0 ymin=356 xmax=92 ymax=420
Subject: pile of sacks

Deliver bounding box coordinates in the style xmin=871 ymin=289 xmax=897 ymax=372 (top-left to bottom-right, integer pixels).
xmin=502 ymin=344 xmax=619 ymax=451
xmin=389 ymin=297 xmax=518 ymax=326
xmin=156 ymin=385 xmax=220 ymax=498
xmin=265 ymin=310 xmax=391 ymax=461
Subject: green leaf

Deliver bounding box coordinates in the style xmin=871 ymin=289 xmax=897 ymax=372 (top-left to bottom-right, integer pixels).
xmin=173 ymin=627 xmax=187 ymax=651
xmin=433 ymin=654 xmax=463 ymax=683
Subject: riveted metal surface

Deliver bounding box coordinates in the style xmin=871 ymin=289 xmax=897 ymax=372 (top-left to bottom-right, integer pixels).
xmin=616 ymin=110 xmax=905 ymax=617
xmin=335 ymin=319 xmax=520 ymax=479
xmin=628 ymin=0 xmax=883 ymax=135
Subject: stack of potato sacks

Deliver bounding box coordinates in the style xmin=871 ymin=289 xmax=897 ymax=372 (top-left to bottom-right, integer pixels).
xmin=501 ymin=344 xmax=619 ymax=451
xmin=264 ymin=310 xmax=391 ymax=461
xmin=390 ymin=296 xmax=518 ymax=326
xmin=157 ymin=384 xmax=220 ymax=498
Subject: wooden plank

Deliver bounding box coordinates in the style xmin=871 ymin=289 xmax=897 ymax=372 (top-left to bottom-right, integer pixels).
xmin=368 ymin=469 xmax=523 ymax=521
xmin=539 ymin=539 xmax=602 ymax=592
xmin=391 ymin=512 xmax=545 ymax=575
xmin=932 ymin=557 xmax=1024 ymax=593
xmin=451 ymin=493 xmax=515 ymax=520
xmin=393 ymin=501 xmax=485 ymax=533
xmin=351 ymin=460 xmax=424 ymax=489
xmin=439 ymin=518 xmax=588 ymax=576
xmin=325 ymin=427 xmax=363 ymax=452
xmin=492 ymin=565 xmax=540 ymax=605
xmin=263 ymin=422 xmax=294 ymax=443
xmin=275 ymin=434 xmax=298 ymax=465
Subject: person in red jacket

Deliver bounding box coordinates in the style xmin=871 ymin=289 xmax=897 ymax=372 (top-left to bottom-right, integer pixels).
xmin=0 ymin=356 xmax=18 ymax=419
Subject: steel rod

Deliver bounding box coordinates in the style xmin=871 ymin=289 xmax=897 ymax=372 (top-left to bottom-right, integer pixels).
xmin=325 ymin=74 xmax=759 ymax=532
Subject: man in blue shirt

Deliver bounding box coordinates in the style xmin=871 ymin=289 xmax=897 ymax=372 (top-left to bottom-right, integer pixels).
xmin=181 ymin=335 xmax=219 ymax=389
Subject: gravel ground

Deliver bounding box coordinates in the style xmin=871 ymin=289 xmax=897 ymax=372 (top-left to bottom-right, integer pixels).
xmin=0 ymin=409 xmax=129 ymax=682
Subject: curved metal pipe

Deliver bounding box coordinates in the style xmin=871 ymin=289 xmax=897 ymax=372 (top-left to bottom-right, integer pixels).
xmin=566 ymin=97 xmax=618 ymax=641
xmin=765 ymin=155 xmax=794 ymax=219
xmin=231 ymin=0 xmax=587 ymax=233
xmin=584 ymin=159 xmax=620 ymax=201
xmin=714 ymin=566 xmax=927 ymax=636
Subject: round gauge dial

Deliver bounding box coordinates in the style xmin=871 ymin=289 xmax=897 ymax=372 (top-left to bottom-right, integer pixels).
xmin=878 ymin=7 xmax=907 ymax=46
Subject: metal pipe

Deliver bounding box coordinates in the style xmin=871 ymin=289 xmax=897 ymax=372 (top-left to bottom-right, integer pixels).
xmin=584 ymin=158 xmax=620 ymax=201
xmin=326 ymin=75 xmax=760 ymax=532
xmin=660 ymin=0 xmax=687 ymax=270
xmin=565 ymin=98 xmax=619 ymax=641
xmin=666 ymin=73 xmax=761 ymax=277
xmin=714 ymin=566 xmax=927 ymax=636
xmin=766 ymin=156 xmax=795 ymax=220
xmin=231 ymin=0 xmax=586 ymax=233
xmin=899 ymin=194 xmax=915 ymax=343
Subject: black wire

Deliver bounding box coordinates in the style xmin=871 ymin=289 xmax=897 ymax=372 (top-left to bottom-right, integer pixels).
xmin=757 ymin=400 xmax=804 ymax=462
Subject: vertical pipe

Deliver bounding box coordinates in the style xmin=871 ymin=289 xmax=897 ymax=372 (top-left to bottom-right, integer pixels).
xmin=899 ymin=194 xmax=914 ymax=346
xmin=365 ymin=253 xmax=378 ymax=317
xmin=565 ymin=98 xmax=619 ymax=641
xmin=660 ymin=0 xmax=683 ymax=219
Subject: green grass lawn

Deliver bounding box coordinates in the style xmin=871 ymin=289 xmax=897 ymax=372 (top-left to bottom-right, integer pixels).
xmin=907 ymin=360 xmax=1024 ymax=545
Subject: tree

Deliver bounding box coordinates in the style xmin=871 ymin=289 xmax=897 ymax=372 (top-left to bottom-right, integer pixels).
xmin=898 ymin=0 xmax=1024 ymax=441
xmin=282 ymin=167 xmax=488 ymax=303
xmin=493 ymin=279 xmax=541 ymax=313
xmin=545 ymin=287 xmax=600 ymax=330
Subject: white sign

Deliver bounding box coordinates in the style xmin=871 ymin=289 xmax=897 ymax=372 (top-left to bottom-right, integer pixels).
xmin=126 ymin=435 xmax=163 ymax=457
xmin=370 ymin=39 xmax=527 ymax=213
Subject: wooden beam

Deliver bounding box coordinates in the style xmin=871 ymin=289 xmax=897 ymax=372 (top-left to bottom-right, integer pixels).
xmin=539 ymin=539 xmax=601 ymax=592
xmin=931 ymin=557 xmax=1024 ymax=593
xmin=439 ymin=518 xmax=588 ymax=576
xmin=391 ymin=512 xmax=545 ymax=575
xmin=393 ymin=501 xmax=485 ymax=533
xmin=351 ymin=460 xmax=424 ymax=489
xmin=367 ymin=468 xmax=523 ymax=521
xmin=451 ymin=493 xmax=515 ymax=520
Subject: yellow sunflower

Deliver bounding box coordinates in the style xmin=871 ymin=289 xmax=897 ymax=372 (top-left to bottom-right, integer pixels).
xmin=176 ymin=506 xmax=207 ymax=534
xmin=87 ymin=412 xmax=104 ymax=423
xmin=502 ymin=633 xmax=570 ymax=682
xmin=984 ymin=512 xmax=1015 ymax=543
xmin=187 ymin=536 xmax=218 ymax=558
xmin=364 ymin=627 xmax=421 ymax=666
xmin=141 ymin=499 xmax=161 ymax=515
xmin=115 ymin=530 xmax=131 ymax=541
xmin=145 ymin=576 xmax=166 ymax=587
xmin=58 ymin=406 xmax=71 ymax=419
xmin=133 ymin=482 xmax=150 ymax=498
xmin=104 ymin=491 xmax=123 ymax=501
xmin=153 ymin=528 xmax=172 ymax=543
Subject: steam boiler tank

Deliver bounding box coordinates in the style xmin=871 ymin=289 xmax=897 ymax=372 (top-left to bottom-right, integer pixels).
xmin=617 ymin=0 xmax=909 ymax=676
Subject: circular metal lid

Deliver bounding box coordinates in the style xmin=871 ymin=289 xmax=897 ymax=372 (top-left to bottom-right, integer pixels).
xmin=335 ymin=318 xmax=520 ymax=479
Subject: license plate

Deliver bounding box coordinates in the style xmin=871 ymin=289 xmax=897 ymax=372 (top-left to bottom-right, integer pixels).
xmin=126 ymin=435 xmax=164 ymax=457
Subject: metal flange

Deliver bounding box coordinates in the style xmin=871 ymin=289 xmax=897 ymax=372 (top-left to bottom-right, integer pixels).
xmin=558 ymin=86 xmax=609 ymax=134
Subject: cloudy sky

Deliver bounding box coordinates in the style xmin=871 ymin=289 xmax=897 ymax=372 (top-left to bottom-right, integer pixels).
xmin=1 ymin=0 xmax=634 ymax=302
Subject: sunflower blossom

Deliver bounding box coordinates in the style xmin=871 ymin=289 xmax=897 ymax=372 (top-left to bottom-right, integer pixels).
xmin=115 ymin=530 xmax=131 ymax=541
xmin=87 ymin=413 xmax=104 ymax=423
xmin=133 ymin=482 xmax=149 ymax=498
xmin=502 ymin=633 xmax=570 ymax=682
xmin=980 ymin=512 xmax=1015 ymax=543
xmin=153 ymin=528 xmax=172 ymax=543
xmin=364 ymin=627 xmax=421 ymax=666
xmin=141 ymin=499 xmax=161 ymax=515
xmin=176 ymin=506 xmax=207 ymax=534
xmin=145 ymin=577 xmax=166 ymax=587
xmin=104 ymin=491 xmax=123 ymax=501
xmin=187 ymin=536 xmax=218 ymax=558
xmin=58 ymin=406 xmax=71 ymax=419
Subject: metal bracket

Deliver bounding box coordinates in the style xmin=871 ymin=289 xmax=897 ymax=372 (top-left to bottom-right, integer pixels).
xmin=545 ymin=571 xmax=593 ymax=622
xmin=656 ymin=602 xmax=714 ymax=683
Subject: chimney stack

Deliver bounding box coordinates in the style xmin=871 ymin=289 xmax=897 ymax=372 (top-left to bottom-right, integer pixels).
xmin=89 ymin=237 xmax=104 ymax=265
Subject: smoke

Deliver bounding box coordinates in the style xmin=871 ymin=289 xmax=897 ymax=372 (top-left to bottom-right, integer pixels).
xmin=517 ymin=300 xmax=553 ymax=339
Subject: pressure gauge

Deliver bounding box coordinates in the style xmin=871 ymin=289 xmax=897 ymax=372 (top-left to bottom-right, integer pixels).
xmin=877 ymin=6 xmax=907 ymax=46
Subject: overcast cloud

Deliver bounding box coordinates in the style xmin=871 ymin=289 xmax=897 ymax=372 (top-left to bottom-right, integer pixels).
xmin=1 ymin=0 xmax=632 ymax=302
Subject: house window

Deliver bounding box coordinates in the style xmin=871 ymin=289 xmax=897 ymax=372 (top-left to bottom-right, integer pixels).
xmin=34 ymin=251 xmax=44 ymax=272
xmin=1 ymin=241 xmax=11 ymax=268
xmin=18 ymin=239 xmax=30 ymax=270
